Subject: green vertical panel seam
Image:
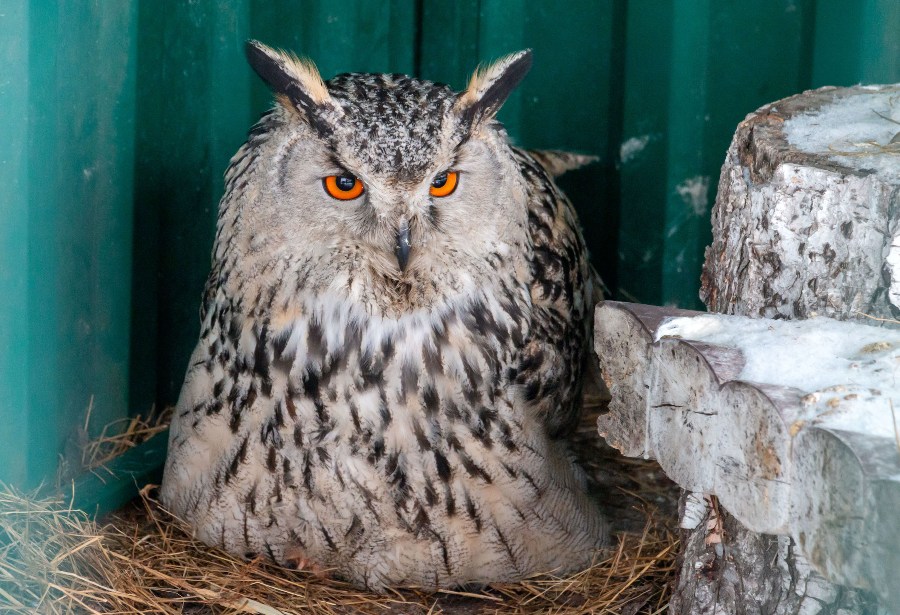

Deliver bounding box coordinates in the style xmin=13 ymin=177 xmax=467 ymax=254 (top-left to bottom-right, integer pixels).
xmin=661 ymin=0 xmax=711 ymax=309
xmin=597 ymin=0 xmax=629 ymax=295
xmin=25 ymin=0 xmax=141 ymax=489
xmin=146 ymin=0 xmax=222 ymax=407
xmin=0 ymin=0 xmax=31 ymax=486
xmin=210 ymin=0 xmax=253 ymax=210
xmin=26 ymin=0 xmax=63 ymax=487
xmin=616 ymin=0 xmax=675 ymax=305
xmin=100 ymin=1 xmax=140 ymax=432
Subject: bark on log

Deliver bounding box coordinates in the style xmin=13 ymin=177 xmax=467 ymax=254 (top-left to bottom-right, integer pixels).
xmin=701 ymin=84 xmax=900 ymax=321
xmin=670 ymin=492 xmax=874 ymax=615
xmin=684 ymin=83 xmax=899 ymax=614
xmin=595 ymin=302 xmax=895 ymax=613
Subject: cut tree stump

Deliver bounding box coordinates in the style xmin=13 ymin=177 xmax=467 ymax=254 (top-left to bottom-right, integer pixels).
xmin=695 ymin=82 xmax=898 ymax=614
xmin=594 ymin=302 xmax=893 ymax=613
xmin=598 ymin=84 xmax=900 ymax=614
xmin=701 ymin=84 xmax=900 ymax=321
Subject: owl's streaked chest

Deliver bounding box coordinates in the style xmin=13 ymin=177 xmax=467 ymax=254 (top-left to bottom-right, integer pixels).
xmin=167 ymin=283 xmax=551 ymax=572
xmin=232 ymin=285 xmax=530 ymax=431
xmin=176 ymin=283 xmax=533 ymax=481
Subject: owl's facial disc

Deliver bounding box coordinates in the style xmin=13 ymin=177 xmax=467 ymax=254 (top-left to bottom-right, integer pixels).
xmin=318 ymin=164 xmax=461 ymax=273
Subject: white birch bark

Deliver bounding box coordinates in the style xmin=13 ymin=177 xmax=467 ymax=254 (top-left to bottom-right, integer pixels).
xmin=701 ymin=84 xmax=900 ymax=322
xmin=599 ymin=82 xmax=900 ymax=615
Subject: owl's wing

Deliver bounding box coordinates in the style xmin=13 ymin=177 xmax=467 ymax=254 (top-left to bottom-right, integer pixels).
xmin=513 ymin=148 xmax=597 ymax=439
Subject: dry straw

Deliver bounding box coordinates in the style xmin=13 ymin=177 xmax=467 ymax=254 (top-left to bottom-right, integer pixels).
xmin=0 ymin=484 xmax=676 ymax=614
xmin=79 ymin=401 xmax=170 ymax=472
xmin=1 ymin=407 xmax=678 ymax=614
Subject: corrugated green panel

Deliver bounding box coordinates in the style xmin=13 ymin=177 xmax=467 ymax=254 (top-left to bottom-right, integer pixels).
xmin=659 ymin=0 xmax=711 ymax=308
xmin=617 ymin=0 xmax=676 ymax=304
xmin=0 ymin=0 xmax=31 ymax=487
xmin=701 ymin=0 xmax=817 ymax=168
xmin=812 ymin=0 xmax=900 ymax=87
xmin=8 ymin=0 xmax=139 ymax=489
xmin=419 ymin=0 xmax=481 ymax=87
xmin=619 ymin=0 xmax=818 ymax=307
xmin=130 ymin=0 xmax=254 ymax=410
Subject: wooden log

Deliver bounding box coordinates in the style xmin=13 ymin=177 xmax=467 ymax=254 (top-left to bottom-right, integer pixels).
xmin=598 ymin=84 xmax=898 ymax=612
xmin=670 ymin=492 xmax=873 ymax=615
xmin=593 ymin=302 xmax=699 ymax=457
xmin=685 ymin=82 xmax=898 ymax=614
xmin=595 ymin=302 xmax=888 ymax=613
xmin=701 ymin=84 xmax=900 ymax=321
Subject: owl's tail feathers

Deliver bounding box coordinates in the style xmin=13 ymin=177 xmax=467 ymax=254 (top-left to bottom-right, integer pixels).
xmin=570 ymin=408 xmax=678 ymax=534
xmin=526 ymin=149 xmax=598 ymax=178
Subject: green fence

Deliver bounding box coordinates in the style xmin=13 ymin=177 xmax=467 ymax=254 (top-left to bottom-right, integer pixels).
xmin=1 ymin=0 xmax=898 ymax=512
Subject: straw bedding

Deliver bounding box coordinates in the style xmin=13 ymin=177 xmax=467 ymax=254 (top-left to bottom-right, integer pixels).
xmin=1 ymin=412 xmax=679 ymax=614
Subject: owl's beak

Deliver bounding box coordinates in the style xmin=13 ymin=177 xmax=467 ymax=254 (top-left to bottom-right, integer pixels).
xmin=394 ymin=224 xmax=411 ymax=272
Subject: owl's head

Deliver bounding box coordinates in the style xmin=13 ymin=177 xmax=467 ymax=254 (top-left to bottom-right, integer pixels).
xmin=217 ymin=41 xmax=534 ymax=316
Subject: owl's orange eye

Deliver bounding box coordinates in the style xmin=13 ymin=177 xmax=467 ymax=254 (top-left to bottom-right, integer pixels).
xmin=324 ymin=174 xmax=364 ymax=200
xmin=429 ymin=171 xmax=458 ymax=198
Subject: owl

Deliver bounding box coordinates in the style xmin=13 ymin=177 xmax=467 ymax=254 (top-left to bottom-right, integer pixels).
xmin=160 ymin=40 xmax=608 ymax=591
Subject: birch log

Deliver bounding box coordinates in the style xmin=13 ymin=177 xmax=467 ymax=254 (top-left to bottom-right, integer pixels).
xmin=602 ymin=84 xmax=899 ymax=614
xmin=701 ymin=84 xmax=900 ymax=321
xmin=595 ymin=303 xmax=891 ymax=613
xmin=684 ymin=84 xmax=899 ymax=614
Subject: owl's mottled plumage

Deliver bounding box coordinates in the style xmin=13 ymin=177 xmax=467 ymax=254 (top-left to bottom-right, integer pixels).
xmin=161 ymin=41 xmax=607 ymax=590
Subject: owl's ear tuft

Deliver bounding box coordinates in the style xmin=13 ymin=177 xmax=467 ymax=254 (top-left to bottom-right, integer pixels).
xmin=245 ymin=40 xmax=339 ymax=134
xmin=455 ymin=50 xmax=533 ymax=127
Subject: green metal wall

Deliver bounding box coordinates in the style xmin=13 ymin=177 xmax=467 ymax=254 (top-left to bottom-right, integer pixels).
xmin=1 ymin=0 xmax=898 ymax=509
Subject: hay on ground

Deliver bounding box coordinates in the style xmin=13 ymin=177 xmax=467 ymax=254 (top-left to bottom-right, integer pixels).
xmin=0 ymin=484 xmax=677 ymax=614
xmin=3 ymin=403 xmax=679 ymax=613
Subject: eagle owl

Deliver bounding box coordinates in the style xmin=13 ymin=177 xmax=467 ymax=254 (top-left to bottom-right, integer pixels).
xmin=161 ymin=40 xmax=607 ymax=590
